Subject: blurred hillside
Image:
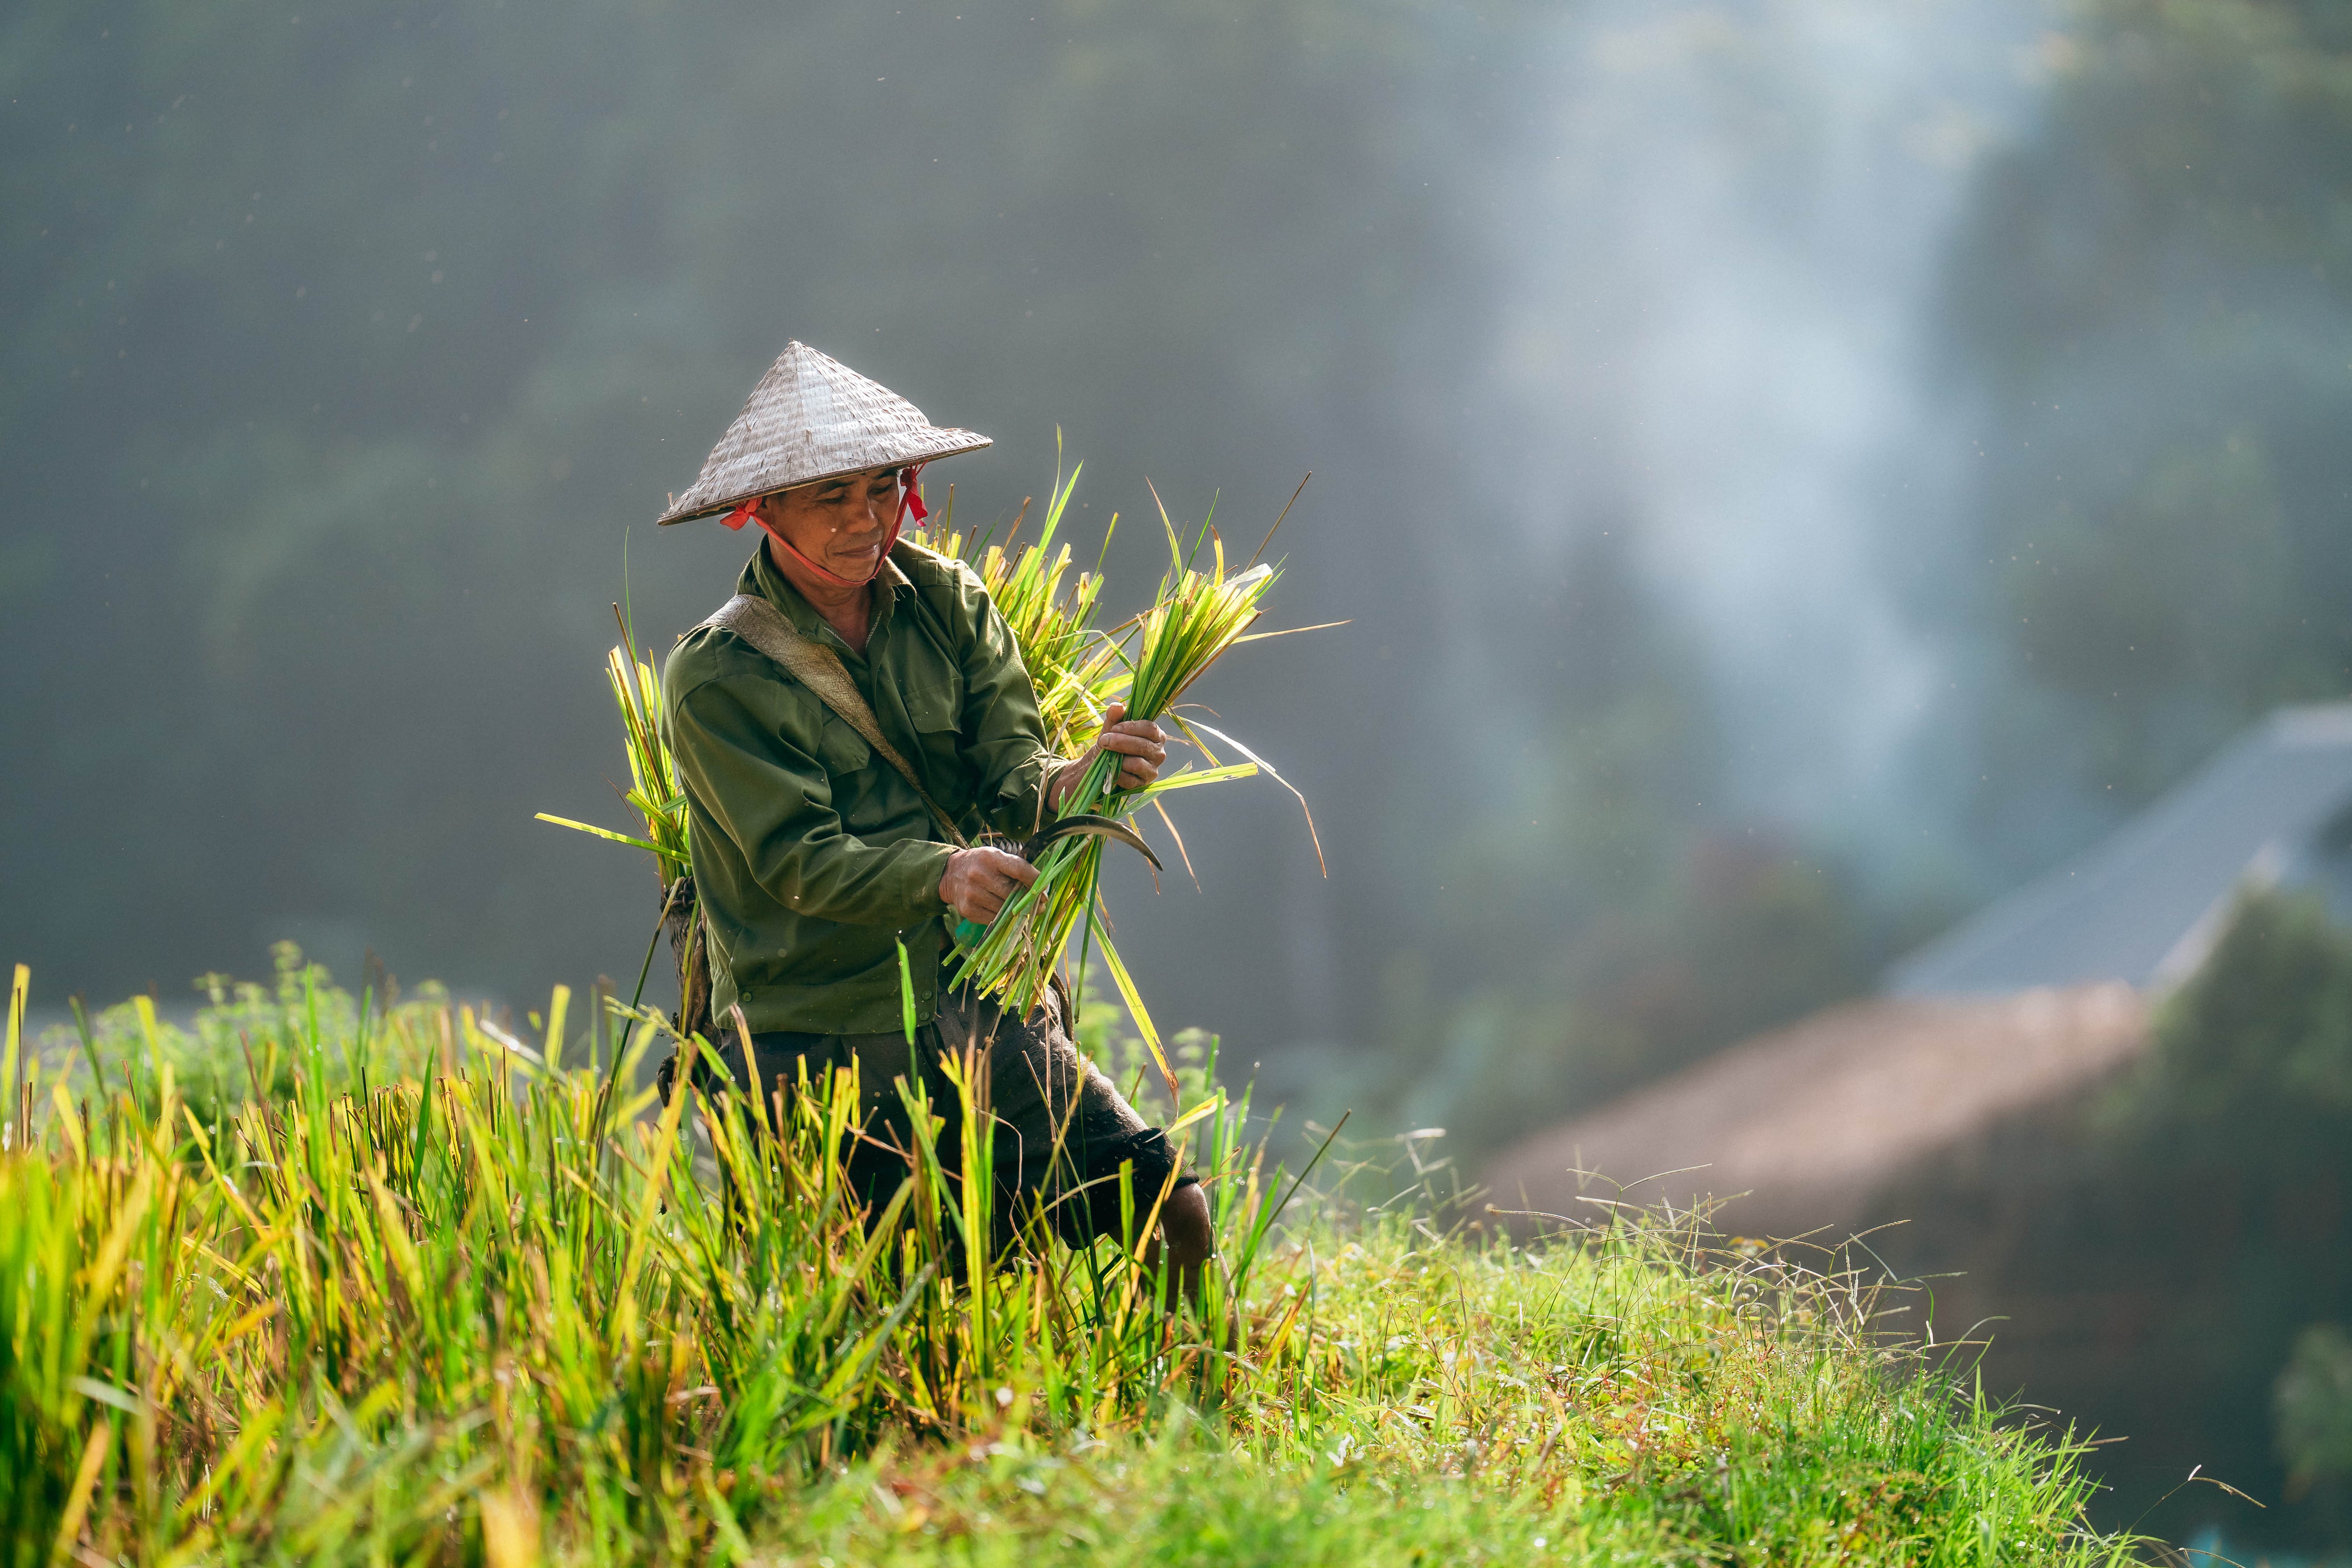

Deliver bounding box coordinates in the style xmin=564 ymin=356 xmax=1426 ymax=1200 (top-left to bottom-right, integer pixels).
xmin=1 ymin=0 xmax=1503 ymax=1046
xmin=1944 ymin=0 xmax=2352 ymax=867
xmin=6 ymin=0 xmax=2352 ymax=1181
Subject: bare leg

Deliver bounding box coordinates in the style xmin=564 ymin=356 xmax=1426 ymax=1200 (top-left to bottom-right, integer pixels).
xmin=1153 ymin=1183 xmax=1215 ymax=1309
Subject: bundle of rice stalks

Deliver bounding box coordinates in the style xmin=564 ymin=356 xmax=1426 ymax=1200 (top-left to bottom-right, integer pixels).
xmin=536 ymin=636 xmax=690 ymax=886
xmin=951 ymin=512 xmax=1306 ymax=1086
xmin=913 ymin=462 xmax=1128 ymax=754
xmin=535 ymin=607 xmax=699 ymax=1014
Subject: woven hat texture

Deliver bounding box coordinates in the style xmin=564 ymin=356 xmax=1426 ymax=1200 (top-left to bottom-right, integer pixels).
xmin=656 ymin=341 xmax=990 ymax=525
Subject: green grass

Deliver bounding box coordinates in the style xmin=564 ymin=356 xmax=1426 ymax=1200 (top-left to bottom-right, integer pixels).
xmin=2 ymin=958 xmax=2149 ymax=1566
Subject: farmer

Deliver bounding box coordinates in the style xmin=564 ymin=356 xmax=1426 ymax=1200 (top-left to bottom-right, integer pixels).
xmin=656 ymin=341 xmax=1212 ymax=1295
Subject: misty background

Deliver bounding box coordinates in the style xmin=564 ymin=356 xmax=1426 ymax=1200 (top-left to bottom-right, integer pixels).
xmin=10 ymin=0 xmax=2352 ymax=1545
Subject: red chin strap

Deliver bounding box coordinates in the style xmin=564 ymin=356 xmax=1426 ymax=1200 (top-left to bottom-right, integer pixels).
xmin=721 ymin=464 xmax=926 ymax=589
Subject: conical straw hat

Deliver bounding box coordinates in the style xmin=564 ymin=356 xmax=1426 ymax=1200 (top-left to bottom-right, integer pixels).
xmin=656 ymin=341 xmax=991 ymax=525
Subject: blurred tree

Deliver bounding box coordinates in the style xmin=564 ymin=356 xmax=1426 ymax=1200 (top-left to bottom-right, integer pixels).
xmin=2278 ymin=1322 xmax=2352 ymax=1518
xmin=2128 ymin=888 xmax=2352 ymax=1151
xmin=1944 ymin=0 xmax=2352 ymax=854
xmin=1382 ymin=522 xmax=1873 ymax=1154
xmin=2005 ymin=432 xmax=2302 ymax=800
xmin=1865 ymin=889 xmax=2352 ymax=1547
xmin=0 ymin=0 xmax=1517 ymax=1042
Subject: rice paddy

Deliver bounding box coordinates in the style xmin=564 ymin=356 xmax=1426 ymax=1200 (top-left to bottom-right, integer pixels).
xmin=2 ymin=955 xmax=2151 ymax=1565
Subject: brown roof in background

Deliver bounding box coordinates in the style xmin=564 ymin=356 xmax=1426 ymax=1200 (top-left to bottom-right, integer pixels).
xmin=1480 ymin=982 xmax=2149 ymax=1240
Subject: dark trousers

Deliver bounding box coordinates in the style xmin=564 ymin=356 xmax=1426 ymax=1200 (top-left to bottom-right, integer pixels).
xmin=691 ymin=979 xmax=1192 ymax=1248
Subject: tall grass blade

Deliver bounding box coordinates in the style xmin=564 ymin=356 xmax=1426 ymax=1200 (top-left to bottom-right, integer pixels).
xmin=2 ymin=964 xmax=23 ymax=1149
xmin=1089 ymin=922 xmax=1174 ymax=1100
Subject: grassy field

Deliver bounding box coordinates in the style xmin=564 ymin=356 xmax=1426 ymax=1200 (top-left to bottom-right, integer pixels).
xmin=2 ymin=952 xmax=2148 ymax=1565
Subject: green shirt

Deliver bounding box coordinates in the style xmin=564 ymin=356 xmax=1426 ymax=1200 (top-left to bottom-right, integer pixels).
xmin=663 ymin=540 xmax=1059 ymax=1034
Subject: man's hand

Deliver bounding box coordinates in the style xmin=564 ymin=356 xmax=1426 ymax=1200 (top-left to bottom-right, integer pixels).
xmin=939 ymin=846 xmax=1039 ymax=925
xmin=1050 ymin=702 xmax=1167 ymax=811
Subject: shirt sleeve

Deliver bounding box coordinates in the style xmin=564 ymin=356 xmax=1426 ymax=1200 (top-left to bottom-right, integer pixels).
xmin=670 ymin=672 xmax=956 ymax=928
xmin=951 ymin=581 xmax=1065 ymax=837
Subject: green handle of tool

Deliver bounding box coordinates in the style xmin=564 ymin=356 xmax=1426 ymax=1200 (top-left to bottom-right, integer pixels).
xmin=950 ymin=748 xmax=1134 ymax=952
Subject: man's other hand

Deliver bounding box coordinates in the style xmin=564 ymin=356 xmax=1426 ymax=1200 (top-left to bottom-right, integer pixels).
xmin=1050 ymin=702 xmax=1167 ymax=810
xmin=939 ymin=846 xmax=1039 ymax=925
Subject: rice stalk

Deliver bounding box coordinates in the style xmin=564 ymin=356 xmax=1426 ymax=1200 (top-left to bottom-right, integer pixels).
xmin=913 ymin=458 xmax=1130 ymax=756
xmin=951 ymin=504 xmax=1284 ymax=1046
xmin=535 ymin=600 xmax=701 ymax=1023
xmin=534 ymin=623 xmax=691 ymax=891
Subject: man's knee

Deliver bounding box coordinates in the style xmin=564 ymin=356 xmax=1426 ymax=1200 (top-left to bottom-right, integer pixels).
xmin=1064 ymin=1126 xmax=1199 ymax=1244
xmin=1160 ymin=1182 xmax=1213 ymax=1264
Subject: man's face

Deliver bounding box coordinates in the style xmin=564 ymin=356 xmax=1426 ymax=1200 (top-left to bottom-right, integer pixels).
xmin=753 ymin=466 xmax=903 ymax=579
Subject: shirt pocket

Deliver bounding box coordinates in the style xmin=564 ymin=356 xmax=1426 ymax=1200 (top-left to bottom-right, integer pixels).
xmin=813 ymin=713 xmax=874 ymax=778
xmin=904 ymin=677 xmax=964 ymax=740
xmin=904 ymin=677 xmax=969 ymax=794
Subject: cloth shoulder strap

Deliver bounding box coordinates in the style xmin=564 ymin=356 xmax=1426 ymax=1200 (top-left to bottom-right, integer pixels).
xmin=702 ymin=594 xmax=971 ymax=850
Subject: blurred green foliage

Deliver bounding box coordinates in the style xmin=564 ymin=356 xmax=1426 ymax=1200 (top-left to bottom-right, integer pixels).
xmin=0 ymin=0 xmax=1889 ymax=1164
xmin=2135 ymin=889 xmax=2352 ymax=1138
xmin=2124 ymin=890 xmax=2352 ymax=1539
xmin=2278 ymin=1323 xmax=2352 ymax=1502
xmin=1864 ymin=888 xmax=2352 ymax=1546
xmin=0 ymin=0 xmax=1510 ymax=1036
xmin=1950 ymin=0 xmax=2352 ymax=847
xmin=2139 ymin=891 xmax=2352 ymax=1537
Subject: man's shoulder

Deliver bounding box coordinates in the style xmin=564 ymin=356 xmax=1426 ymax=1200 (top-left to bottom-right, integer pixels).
xmin=893 ymin=540 xmax=1002 ymax=654
xmin=892 ymin=539 xmax=986 ymax=599
xmin=665 ymin=618 xmax=783 ymax=706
